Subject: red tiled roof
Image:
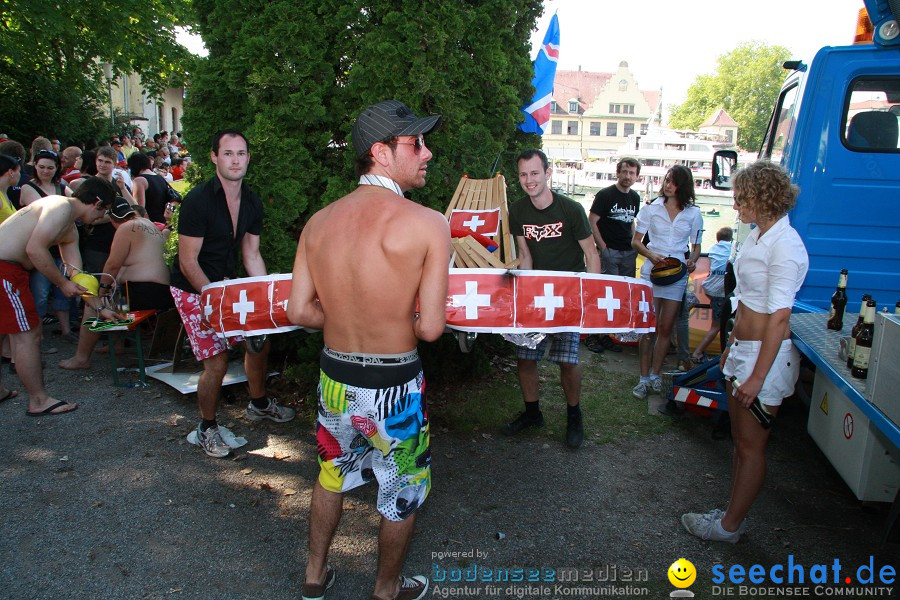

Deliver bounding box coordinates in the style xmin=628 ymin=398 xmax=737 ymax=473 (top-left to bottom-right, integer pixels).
xmin=701 ymin=108 xmax=738 ymax=127
xmin=551 ymin=70 xmax=659 ymax=115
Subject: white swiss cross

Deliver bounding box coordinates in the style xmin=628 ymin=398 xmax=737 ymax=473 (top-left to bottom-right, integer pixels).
xmin=596 ymin=286 xmax=621 ymax=321
xmin=232 ymin=289 xmax=255 ymax=325
xmin=638 ymin=289 xmax=651 ymax=322
xmin=534 ymin=283 xmax=564 ymax=321
xmin=462 ymin=215 xmax=485 ymax=232
xmin=204 ymin=294 xmax=214 ymax=321
xmin=452 ymin=281 xmax=491 ymax=320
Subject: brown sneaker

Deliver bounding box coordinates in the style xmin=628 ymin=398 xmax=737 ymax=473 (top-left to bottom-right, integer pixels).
xmin=301 ymin=565 xmax=335 ymax=600
xmin=371 ymin=575 xmax=429 ymax=600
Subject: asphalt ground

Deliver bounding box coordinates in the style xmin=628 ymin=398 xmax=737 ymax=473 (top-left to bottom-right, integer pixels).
xmin=0 ymin=334 xmax=896 ymax=600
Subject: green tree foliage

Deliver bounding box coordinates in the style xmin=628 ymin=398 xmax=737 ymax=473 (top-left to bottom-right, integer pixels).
xmin=668 ymin=41 xmax=791 ymax=151
xmin=0 ymin=0 xmax=194 ymax=144
xmin=184 ymin=0 xmax=543 ymax=276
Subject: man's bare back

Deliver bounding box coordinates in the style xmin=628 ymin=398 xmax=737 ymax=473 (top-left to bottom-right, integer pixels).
xmin=291 ymin=186 xmax=449 ymax=354
xmin=107 ymin=218 xmax=170 ymax=285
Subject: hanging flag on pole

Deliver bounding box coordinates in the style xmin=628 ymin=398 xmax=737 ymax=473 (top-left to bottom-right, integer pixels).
xmin=519 ymin=13 xmax=560 ymax=134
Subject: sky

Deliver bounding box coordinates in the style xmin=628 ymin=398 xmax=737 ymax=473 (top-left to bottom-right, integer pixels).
xmin=530 ymin=0 xmax=864 ymax=107
xmin=178 ymin=0 xmax=865 ymax=111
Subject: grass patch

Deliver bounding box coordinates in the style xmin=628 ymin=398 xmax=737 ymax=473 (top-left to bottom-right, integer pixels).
xmin=432 ymin=356 xmax=670 ymax=444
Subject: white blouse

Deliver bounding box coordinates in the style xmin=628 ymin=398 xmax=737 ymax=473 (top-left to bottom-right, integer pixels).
xmin=634 ymin=197 xmax=704 ymax=257
xmin=732 ymin=215 xmax=809 ymax=314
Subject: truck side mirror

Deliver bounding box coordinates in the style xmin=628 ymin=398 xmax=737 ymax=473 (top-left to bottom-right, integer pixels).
xmin=711 ymin=150 xmax=738 ymax=191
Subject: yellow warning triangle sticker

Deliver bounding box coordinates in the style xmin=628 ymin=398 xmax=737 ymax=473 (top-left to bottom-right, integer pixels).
xmin=820 ymin=392 xmax=829 ymax=415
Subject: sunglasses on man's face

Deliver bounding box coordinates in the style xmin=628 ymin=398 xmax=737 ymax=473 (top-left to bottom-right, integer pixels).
xmin=394 ymin=135 xmax=425 ymax=153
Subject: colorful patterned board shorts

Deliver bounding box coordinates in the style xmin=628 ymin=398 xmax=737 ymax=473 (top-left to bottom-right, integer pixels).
xmin=316 ymin=347 xmax=431 ymax=522
xmin=170 ymin=286 xmax=241 ymax=361
xmin=515 ymin=331 xmax=580 ymax=365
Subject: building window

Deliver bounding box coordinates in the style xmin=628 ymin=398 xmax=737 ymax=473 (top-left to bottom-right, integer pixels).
xmin=619 ymin=79 xmax=628 ymax=92
xmin=171 ymin=107 xmax=178 ymax=133
xmin=624 ymin=123 xmax=634 ymax=136
xmin=726 ymin=130 xmax=734 ymax=142
xmin=589 ymin=122 xmax=602 ymax=136
xmin=606 ymin=122 xmax=617 ymax=137
xmin=640 ymin=124 xmax=648 ymax=135
xmin=551 ymin=120 xmax=562 ymax=135
xmin=568 ymin=100 xmax=579 ymax=113
xmin=567 ymin=121 xmax=578 ymax=135
xmin=550 ymin=101 xmax=558 ymax=113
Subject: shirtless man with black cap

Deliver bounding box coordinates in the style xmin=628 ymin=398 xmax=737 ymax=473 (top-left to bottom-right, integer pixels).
xmin=289 ymin=100 xmax=449 ymax=600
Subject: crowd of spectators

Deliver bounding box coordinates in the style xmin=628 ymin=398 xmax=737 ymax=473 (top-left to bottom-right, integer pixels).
xmin=0 ymin=130 xmax=188 ymax=368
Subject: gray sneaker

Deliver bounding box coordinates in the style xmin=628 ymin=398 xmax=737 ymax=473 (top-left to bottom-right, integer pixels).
xmin=708 ymin=508 xmax=748 ymax=534
xmin=681 ymin=511 xmax=741 ymax=544
xmin=245 ymin=397 xmax=296 ymax=423
xmin=196 ymin=425 xmax=231 ymax=458
xmin=650 ymin=377 xmax=662 ymax=394
xmin=632 ymin=380 xmax=651 ymax=399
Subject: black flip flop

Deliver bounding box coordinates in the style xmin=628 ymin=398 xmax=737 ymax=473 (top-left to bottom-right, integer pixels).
xmin=26 ymin=400 xmax=78 ymax=417
xmin=0 ymin=389 xmax=18 ymax=403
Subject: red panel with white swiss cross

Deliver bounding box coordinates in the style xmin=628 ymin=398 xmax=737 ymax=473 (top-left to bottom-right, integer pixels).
xmin=628 ymin=281 xmax=656 ymax=332
xmin=200 ymin=284 xmax=225 ymax=331
xmin=446 ymin=270 xmax=514 ymax=330
xmin=514 ymin=272 xmax=582 ymax=331
xmin=582 ymin=277 xmax=632 ymax=331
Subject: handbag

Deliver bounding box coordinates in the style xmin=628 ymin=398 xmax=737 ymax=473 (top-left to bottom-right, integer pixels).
xmin=166 ymin=184 xmax=182 ymax=202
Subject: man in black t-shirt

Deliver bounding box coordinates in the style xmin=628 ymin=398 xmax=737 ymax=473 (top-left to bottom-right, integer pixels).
xmin=170 ymin=129 xmax=295 ymax=459
xmin=504 ymin=149 xmax=599 ymax=450
xmin=589 ymin=157 xmax=641 ymax=277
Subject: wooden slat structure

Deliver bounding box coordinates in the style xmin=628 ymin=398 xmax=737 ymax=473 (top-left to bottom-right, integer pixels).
xmin=444 ymin=174 xmax=518 ymax=269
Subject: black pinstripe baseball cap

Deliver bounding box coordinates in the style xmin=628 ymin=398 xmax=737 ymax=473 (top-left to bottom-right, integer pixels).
xmin=351 ymin=100 xmax=441 ymax=158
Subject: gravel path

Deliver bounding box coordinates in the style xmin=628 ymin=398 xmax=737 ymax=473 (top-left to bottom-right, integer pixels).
xmin=0 ymin=336 xmax=895 ymax=599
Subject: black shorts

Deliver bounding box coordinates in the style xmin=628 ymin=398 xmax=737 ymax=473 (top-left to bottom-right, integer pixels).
xmin=124 ymin=281 xmax=175 ymax=311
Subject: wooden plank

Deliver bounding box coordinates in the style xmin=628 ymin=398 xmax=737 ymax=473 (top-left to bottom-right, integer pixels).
xmin=451 ymin=239 xmax=477 ymax=268
xmin=462 ymin=236 xmax=506 ymax=269
xmin=444 ymin=176 xmax=469 ymax=218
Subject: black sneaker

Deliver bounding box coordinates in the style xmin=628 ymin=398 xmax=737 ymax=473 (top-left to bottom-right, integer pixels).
xmin=566 ymin=412 xmax=584 ymax=449
xmin=584 ymin=335 xmax=605 ymax=353
xmin=658 ymin=399 xmax=685 ymax=417
xmin=599 ymin=335 xmax=622 ymax=352
xmin=502 ymin=410 xmax=544 ymax=435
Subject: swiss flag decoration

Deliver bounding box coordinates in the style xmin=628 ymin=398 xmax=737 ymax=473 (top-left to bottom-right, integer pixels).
xmin=200 ymin=284 xmax=225 ymax=331
xmin=629 ymin=281 xmax=657 ymax=331
xmin=582 ymin=278 xmax=632 ymax=331
xmin=446 ymin=271 xmax=514 ymax=331
xmin=448 ymin=209 xmax=501 ymax=237
xmin=201 ymin=270 xmax=655 ymax=337
xmin=515 ymin=271 xmax=582 ymax=331
xmin=270 ymin=275 xmax=294 ymax=329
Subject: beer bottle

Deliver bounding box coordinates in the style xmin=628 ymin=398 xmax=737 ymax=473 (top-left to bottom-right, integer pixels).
xmin=827 ymin=269 xmax=848 ymax=330
xmin=851 ymin=300 xmax=876 ymax=379
xmin=847 ymin=293 xmax=872 ymax=368
xmin=729 ymin=377 xmax=774 ymax=429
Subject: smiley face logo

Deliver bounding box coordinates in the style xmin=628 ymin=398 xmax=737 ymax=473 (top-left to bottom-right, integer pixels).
xmin=667 ymin=558 xmax=696 ymax=588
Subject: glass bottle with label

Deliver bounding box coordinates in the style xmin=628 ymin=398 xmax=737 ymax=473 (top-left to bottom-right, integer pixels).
xmin=851 ymin=300 xmax=876 ymax=379
xmin=827 ymin=269 xmax=848 ymax=330
xmin=847 ymin=293 xmax=872 ymax=368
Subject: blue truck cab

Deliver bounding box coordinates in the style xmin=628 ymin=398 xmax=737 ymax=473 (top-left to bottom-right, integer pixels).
xmin=715 ymin=0 xmax=900 ymax=312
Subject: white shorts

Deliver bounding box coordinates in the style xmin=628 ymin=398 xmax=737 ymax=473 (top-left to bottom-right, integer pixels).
xmin=640 ymin=259 xmax=688 ymax=302
xmin=722 ymin=338 xmax=800 ymax=407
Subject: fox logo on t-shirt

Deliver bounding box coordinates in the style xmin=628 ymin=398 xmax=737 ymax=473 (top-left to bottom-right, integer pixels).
xmin=523 ymin=222 xmax=563 ymax=242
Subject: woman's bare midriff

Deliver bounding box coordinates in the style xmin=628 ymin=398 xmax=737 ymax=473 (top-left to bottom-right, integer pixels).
xmin=732 ymin=303 xmax=791 ymax=342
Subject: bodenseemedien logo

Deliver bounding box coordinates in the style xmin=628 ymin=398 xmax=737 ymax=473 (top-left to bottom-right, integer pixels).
xmin=668 ymin=558 xmax=696 ymax=598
